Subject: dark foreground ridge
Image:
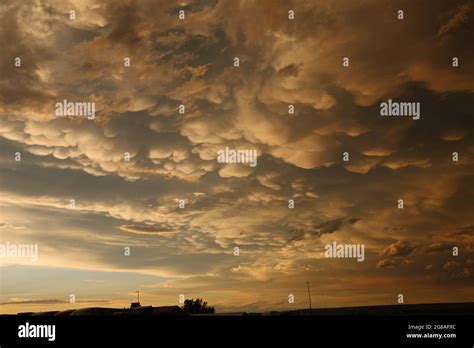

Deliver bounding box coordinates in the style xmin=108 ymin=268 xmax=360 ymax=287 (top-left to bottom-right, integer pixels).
xmin=2 ymin=301 xmax=473 ymax=317
xmin=1 ymin=303 xmax=472 ymax=345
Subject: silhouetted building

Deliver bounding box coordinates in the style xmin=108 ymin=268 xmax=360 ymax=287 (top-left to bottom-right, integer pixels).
xmin=130 ymin=302 xmax=141 ymax=308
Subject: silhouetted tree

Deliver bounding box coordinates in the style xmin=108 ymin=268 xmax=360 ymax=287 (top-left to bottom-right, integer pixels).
xmin=182 ymin=298 xmax=215 ymax=314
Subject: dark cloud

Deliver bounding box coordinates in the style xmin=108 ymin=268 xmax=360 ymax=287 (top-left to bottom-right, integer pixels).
xmin=0 ymin=299 xmax=110 ymax=306
xmin=1 ymin=0 xmax=473 ymax=312
xmin=0 ymin=299 xmax=67 ymax=306
xmin=288 ymin=217 xmax=360 ymax=242
xmin=313 ymin=217 xmax=360 ymax=236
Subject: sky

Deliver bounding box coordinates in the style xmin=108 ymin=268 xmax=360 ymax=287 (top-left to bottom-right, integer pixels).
xmin=0 ymin=0 xmax=473 ymax=314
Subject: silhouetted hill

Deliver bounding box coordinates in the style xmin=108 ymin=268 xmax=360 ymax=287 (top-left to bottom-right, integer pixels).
xmin=2 ymin=302 xmax=472 ymax=317
xmin=280 ymin=302 xmax=474 ymax=316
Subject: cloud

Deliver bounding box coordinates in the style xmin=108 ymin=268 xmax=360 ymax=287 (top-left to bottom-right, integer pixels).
xmin=0 ymin=299 xmax=67 ymax=306
xmin=313 ymin=217 xmax=360 ymax=236
xmin=257 ymin=172 xmax=281 ymax=191
xmin=450 ymin=225 xmax=474 ymax=237
xmin=218 ymin=164 xmax=254 ymax=178
xmin=289 ymin=217 xmax=360 ymax=242
xmin=424 ymin=242 xmax=453 ymax=254
xmin=377 ymin=241 xmax=417 ymax=269
xmin=379 ymin=241 xmax=417 ymax=258
xmin=0 ymin=298 xmax=111 ymax=306
xmin=442 ymin=261 xmax=472 ymax=279
xmin=438 ymin=2 xmax=472 ymax=37
xmin=118 ymin=225 xmax=177 ymax=236
xmin=1 ymin=0 xmax=474 ymax=312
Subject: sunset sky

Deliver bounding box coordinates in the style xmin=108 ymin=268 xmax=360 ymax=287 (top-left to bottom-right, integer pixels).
xmin=1 ymin=0 xmax=473 ymax=314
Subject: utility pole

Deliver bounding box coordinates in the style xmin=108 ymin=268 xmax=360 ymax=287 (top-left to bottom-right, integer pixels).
xmin=306 ymin=282 xmax=312 ymax=315
xmin=130 ymin=290 xmax=141 ymax=309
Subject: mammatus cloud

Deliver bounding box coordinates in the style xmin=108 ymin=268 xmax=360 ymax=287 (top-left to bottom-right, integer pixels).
xmin=0 ymin=0 xmax=473 ymax=312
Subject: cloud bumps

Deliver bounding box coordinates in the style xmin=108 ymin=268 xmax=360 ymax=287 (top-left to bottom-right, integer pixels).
xmin=0 ymin=0 xmax=473 ymax=312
